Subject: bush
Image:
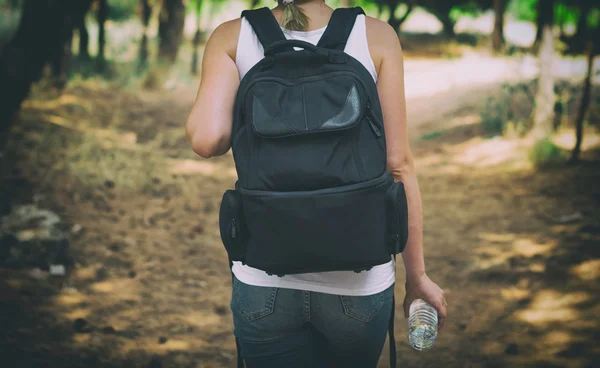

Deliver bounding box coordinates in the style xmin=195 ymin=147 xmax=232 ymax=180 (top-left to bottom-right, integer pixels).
xmin=529 ymin=138 xmax=565 ymax=168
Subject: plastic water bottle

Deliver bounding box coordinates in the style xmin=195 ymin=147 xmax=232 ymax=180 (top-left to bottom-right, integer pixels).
xmin=408 ymin=299 xmax=438 ymax=351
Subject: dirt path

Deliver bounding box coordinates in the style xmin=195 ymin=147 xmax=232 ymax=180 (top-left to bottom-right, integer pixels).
xmin=1 ymin=70 xmax=598 ymax=368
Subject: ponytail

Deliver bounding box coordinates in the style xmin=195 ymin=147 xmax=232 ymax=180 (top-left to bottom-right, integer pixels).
xmin=280 ymin=0 xmax=309 ymax=31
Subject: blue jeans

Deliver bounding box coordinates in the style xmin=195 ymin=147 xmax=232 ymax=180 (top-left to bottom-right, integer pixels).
xmin=230 ymin=276 xmax=395 ymax=368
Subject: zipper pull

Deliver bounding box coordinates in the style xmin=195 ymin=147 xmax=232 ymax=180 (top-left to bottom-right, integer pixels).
xmin=367 ymin=115 xmax=382 ymax=137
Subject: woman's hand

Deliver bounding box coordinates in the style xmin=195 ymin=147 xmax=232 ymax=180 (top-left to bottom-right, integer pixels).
xmin=403 ymin=273 xmax=447 ymax=330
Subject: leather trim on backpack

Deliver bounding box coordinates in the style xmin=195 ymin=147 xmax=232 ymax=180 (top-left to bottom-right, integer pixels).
xmin=319 ymin=84 xmax=361 ymax=130
xmin=251 ymin=82 xmax=362 ymax=138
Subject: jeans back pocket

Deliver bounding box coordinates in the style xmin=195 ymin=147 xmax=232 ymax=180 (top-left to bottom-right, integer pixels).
xmin=340 ymin=292 xmax=385 ymax=323
xmin=231 ymin=277 xmax=278 ymax=322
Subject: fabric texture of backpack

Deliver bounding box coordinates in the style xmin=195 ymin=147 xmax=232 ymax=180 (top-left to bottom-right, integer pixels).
xmin=219 ymin=7 xmax=410 ymax=367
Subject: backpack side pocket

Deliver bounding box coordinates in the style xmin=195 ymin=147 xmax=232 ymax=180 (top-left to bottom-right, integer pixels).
xmin=219 ymin=189 xmax=248 ymax=262
xmin=385 ymin=181 xmax=409 ymax=254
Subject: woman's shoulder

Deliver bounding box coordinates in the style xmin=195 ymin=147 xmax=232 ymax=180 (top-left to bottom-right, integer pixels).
xmin=364 ymin=15 xmax=402 ymax=70
xmin=364 ymin=15 xmax=401 ymax=48
xmin=208 ymin=18 xmax=243 ymax=59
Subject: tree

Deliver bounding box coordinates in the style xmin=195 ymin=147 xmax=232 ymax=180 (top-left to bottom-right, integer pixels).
xmin=386 ymin=0 xmax=416 ymax=33
xmin=492 ymin=0 xmax=506 ymax=52
xmin=191 ymin=0 xmax=203 ymax=75
xmin=569 ymin=19 xmax=598 ymax=162
xmin=77 ymin=13 xmax=90 ymax=59
xmin=139 ymin=0 xmax=152 ymax=69
xmin=0 ymin=0 xmax=93 ymax=151
xmin=529 ymin=25 xmax=556 ymax=140
xmin=535 ymin=0 xmax=555 ymax=48
xmin=420 ymin=0 xmax=457 ymax=36
xmin=97 ymin=0 xmax=108 ymax=61
xmin=571 ymin=0 xmax=593 ymax=52
xmin=158 ymin=0 xmax=186 ymax=64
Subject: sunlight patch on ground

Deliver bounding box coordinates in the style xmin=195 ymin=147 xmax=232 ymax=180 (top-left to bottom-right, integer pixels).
xmin=516 ymin=290 xmax=589 ymax=325
xmin=474 ymin=236 xmax=557 ymax=271
xmin=72 ymin=266 xmax=100 ymax=282
xmin=89 ymin=278 xmax=140 ymax=302
xmin=168 ymin=159 xmax=217 ymax=176
xmin=513 ymin=238 xmax=556 ymax=257
xmin=120 ymin=337 xmax=210 ymax=354
xmin=181 ymin=311 xmax=223 ymax=328
xmin=542 ymin=331 xmax=575 ymax=347
xmin=452 ymin=138 xmax=526 ymax=168
xmin=55 ymin=293 xmax=86 ymax=306
xmin=64 ymin=308 xmax=92 ymax=320
xmin=500 ymin=286 xmax=530 ymax=301
xmin=569 ymin=259 xmax=600 ymax=281
xmin=478 ymin=232 xmax=517 ymax=243
xmin=22 ymin=93 xmax=93 ymax=112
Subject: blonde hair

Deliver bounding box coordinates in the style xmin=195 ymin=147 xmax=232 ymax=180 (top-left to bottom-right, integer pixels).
xmin=279 ymin=0 xmax=310 ymax=31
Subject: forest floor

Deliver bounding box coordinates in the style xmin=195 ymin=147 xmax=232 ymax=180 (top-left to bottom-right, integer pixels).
xmin=1 ymin=56 xmax=600 ymax=368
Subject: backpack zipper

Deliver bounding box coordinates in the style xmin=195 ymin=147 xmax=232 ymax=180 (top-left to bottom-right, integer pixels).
xmin=366 ymin=102 xmax=383 ymax=137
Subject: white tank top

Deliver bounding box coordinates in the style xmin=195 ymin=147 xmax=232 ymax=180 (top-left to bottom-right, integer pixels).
xmin=232 ymin=14 xmax=395 ymax=296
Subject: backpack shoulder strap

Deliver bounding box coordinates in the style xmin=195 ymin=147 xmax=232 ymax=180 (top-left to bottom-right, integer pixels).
xmin=241 ymin=7 xmax=287 ymax=50
xmin=317 ymin=7 xmax=365 ymax=51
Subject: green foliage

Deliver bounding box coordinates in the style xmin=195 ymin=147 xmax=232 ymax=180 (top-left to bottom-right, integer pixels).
xmin=529 ymin=138 xmax=565 ymax=168
xmin=481 ymin=97 xmax=505 ymax=135
xmin=588 ymin=8 xmax=600 ymax=28
xmin=107 ymin=0 xmax=138 ymax=22
xmin=508 ymin=0 xmax=537 ymax=22
xmin=555 ymin=2 xmax=579 ymax=25
xmin=449 ymin=0 xmax=492 ymax=20
xmin=480 ymin=82 xmax=536 ymax=137
xmin=420 ymin=130 xmax=447 ymax=141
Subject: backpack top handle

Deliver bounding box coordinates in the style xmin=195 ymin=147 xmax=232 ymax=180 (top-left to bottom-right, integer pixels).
xmin=264 ymin=39 xmax=349 ymax=64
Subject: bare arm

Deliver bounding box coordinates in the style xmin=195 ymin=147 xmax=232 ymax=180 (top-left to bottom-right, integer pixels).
xmin=367 ymin=18 xmax=447 ymax=329
xmin=185 ymin=19 xmax=241 ymax=158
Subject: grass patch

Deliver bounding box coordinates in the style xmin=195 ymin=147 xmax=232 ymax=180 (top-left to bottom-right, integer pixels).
xmin=421 ymin=130 xmax=448 ymax=141
xmin=529 ymin=138 xmax=566 ymax=169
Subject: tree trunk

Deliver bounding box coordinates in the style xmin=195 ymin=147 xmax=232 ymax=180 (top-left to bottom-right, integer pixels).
xmin=569 ymin=41 xmax=595 ymax=163
xmin=50 ymin=31 xmax=73 ymax=89
xmin=97 ymin=0 xmax=108 ymax=61
xmin=530 ymin=25 xmax=556 ymax=140
xmin=191 ymin=0 xmax=203 ymax=75
xmin=139 ymin=0 xmax=152 ymax=69
xmin=572 ymin=0 xmax=592 ymax=53
xmin=158 ymin=0 xmax=186 ymax=65
xmin=0 ymin=0 xmax=92 ymax=152
xmin=535 ymin=0 xmax=554 ymax=48
xmin=492 ymin=0 xmax=505 ymax=53
xmin=441 ymin=18 xmax=456 ymax=36
xmin=78 ymin=16 xmax=90 ymax=59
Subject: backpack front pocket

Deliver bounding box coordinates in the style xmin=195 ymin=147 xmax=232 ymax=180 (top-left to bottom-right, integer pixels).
xmin=237 ymin=172 xmax=394 ymax=276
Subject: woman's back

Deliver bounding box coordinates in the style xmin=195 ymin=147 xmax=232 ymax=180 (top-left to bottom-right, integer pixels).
xmin=232 ymin=10 xmax=394 ymax=296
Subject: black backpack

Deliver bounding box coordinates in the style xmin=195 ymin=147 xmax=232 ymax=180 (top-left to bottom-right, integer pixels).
xmin=219 ymin=7 xmax=408 ymax=367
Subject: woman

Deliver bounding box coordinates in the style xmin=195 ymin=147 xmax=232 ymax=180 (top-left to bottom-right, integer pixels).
xmin=186 ymin=1 xmax=447 ymax=367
